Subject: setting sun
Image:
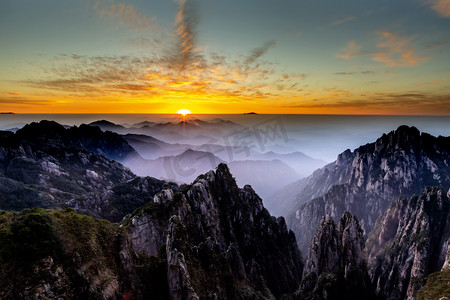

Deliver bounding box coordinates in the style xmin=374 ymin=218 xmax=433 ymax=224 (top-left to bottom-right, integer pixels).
xmin=177 ymin=109 xmax=192 ymax=116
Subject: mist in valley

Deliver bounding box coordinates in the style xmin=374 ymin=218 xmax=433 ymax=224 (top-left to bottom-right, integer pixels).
xmin=1 ymin=113 xmax=449 ymax=215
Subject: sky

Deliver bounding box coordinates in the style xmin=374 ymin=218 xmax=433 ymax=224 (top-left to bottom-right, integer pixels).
xmin=0 ymin=0 xmax=449 ymax=114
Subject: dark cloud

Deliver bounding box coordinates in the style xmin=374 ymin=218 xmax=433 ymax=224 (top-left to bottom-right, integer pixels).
xmin=245 ymin=40 xmax=278 ymax=65
xmin=172 ymin=0 xmax=201 ymax=71
xmin=374 ymin=92 xmax=429 ymax=99
xmin=361 ymin=71 xmax=376 ymax=75
xmin=426 ymin=39 xmax=449 ymax=50
xmin=0 ymin=98 xmax=55 ymax=105
xmin=334 ymin=71 xmax=375 ymax=75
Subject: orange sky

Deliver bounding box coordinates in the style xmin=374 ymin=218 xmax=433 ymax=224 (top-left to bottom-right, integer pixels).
xmin=1 ymin=0 xmax=450 ymax=115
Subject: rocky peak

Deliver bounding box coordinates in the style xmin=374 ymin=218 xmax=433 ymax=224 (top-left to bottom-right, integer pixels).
xmin=339 ymin=211 xmax=365 ymax=270
xmin=15 ymin=120 xmax=67 ymax=142
xmin=303 ymin=212 xmax=365 ymax=278
xmin=12 ymin=120 xmax=142 ymax=163
xmin=303 ymin=215 xmax=340 ymax=276
xmin=374 ymin=125 xmax=421 ymax=150
xmin=298 ymin=212 xmax=372 ymax=299
xmin=127 ymin=163 xmax=303 ymax=299
xmin=336 ymin=148 xmax=352 ymax=166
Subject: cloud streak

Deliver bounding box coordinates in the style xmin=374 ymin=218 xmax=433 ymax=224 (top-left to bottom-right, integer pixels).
xmin=25 ymin=1 xmax=292 ymax=103
xmin=426 ymin=38 xmax=449 ymax=49
xmin=337 ymin=32 xmax=429 ymax=66
xmin=21 ymin=45 xmax=304 ymax=104
xmin=333 ymin=16 xmax=357 ymax=25
xmin=172 ymin=0 xmax=200 ymax=71
xmin=425 ymin=0 xmax=450 ymax=17
xmin=373 ymin=31 xmax=429 ymax=66
xmin=334 ymin=71 xmax=375 ymax=75
xmin=245 ymin=40 xmax=278 ymax=65
xmin=94 ymin=2 xmax=157 ymax=30
xmin=336 ymin=41 xmax=363 ymax=60
xmin=283 ymin=92 xmax=450 ymax=114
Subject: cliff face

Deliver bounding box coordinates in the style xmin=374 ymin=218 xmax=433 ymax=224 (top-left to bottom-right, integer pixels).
xmin=365 ymin=187 xmax=450 ymax=300
xmin=285 ymin=126 xmax=450 ymax=253
xmin=0 ymin=120 xmax=176 ymax=221
xmin=297 ymin=212 xmax=373 ymax=300
xmin=127 ymin=163 xmax=303 ymax=299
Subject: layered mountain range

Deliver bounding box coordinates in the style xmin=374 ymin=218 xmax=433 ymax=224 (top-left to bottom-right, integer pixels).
xmin=0 ymin=120 xmax=176 ymax=222
xmin=84 ymin=118 xmax=326 ymax=200
xmin=279 ymin=125 xmax=450 ymax=254
xmin=0 ymin=121 xmax=449 ymax=299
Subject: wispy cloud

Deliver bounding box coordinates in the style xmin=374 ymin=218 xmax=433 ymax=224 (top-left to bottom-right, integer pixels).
xmin=282 ymin=92 xmax=450 ymax=114
xmin=334 ymin=71 xmax=375 ymax=75
xmin=245 ymin=40 xmax=278 ymax=65
xmin=337 ymin=32 xmax=429 ymax=66
xmin=172 ymin=0 xmax=200 ymax=71
xmin=0 ymin=97 xmax=54 ymax=106
xmin=372 ymin=31 xmax=429 ymax=66
xmin=424 ymin=0 xmax=450 ymax=17
xmin=22 ymin=48 xmax=303 ymax=103
xmin=323 ymin=87 xmax=352 ymax=97
xmin=14 ymin=0 xmax=303 ymax=106
xmin=336 ymin=41 xmax=363 ymax=60
xmin=426 ymin=38 xmax=449 ymax=49
xmin=333 ymin=16 xmax=357 ymax=25
xmin=94 ymin=2 xmax=157 ymax=30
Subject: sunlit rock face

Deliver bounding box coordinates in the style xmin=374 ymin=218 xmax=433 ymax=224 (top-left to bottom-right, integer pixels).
xmin=286 ymin=125 xmax=450 ymax=254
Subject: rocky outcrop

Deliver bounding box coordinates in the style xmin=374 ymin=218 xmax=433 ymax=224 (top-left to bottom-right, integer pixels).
xmin=70 ymin=176 xmax=178 ymax=222
xmin=366 ymin=186 xmax=450 ymax=300
xmin=285 ymin=126 xmax=450 ymax=253
xmin=0 ymin=207 xmax=168 ymax=300
xmin=127 ymin=163 xmax=303 ymax=299
xmin=302 ymin=215 xmax=341 ymax=276
xmin=297 ymin=212 xmax=373 ymax=299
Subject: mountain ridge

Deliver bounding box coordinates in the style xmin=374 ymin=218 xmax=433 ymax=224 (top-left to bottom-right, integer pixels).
xmin=284 ymin=125 xmax=450 ymax=253
xmin=0 ymin=120 xmax=176 ymax=221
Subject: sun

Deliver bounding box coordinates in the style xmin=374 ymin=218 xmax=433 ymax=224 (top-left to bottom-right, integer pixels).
xmin=177 ymin=109 xmax=191 ymax=116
